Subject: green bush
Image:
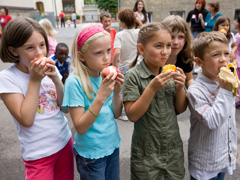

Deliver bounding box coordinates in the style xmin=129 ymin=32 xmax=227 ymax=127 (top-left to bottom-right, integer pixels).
xmin=76 ymin=14 xmax=80 ymax=20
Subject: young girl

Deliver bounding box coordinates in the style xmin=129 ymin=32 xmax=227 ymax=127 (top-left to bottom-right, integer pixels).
xmin=123 ymin=22 xmax=187 ymax=180
xmin=213 ymin=16 xmax=237 ymax=61
xmin=39 ymin=18 xmax=58 ymax=56
xmin=0 ymin=17 xmax=73 ymax=180
xmin=62 ymin=24 xmax=124 ymax=179
xmin=162 ymin=15 xmax=194 ymax=88
xmin=234 ymin=15 xmax=240 ymax=108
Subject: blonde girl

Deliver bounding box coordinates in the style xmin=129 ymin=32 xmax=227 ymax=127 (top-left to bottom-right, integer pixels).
xmin=62 ymin=24 xmax=124 ymax=180
xmin=162 ymin=15 xmax=194 ymax=88
xmin=0 ymin=17 xmax=73 ymax=180
xmin=124 ymin=22 xmax=187 ymax=180
xmin=213 ymin=16 xmax=237 ymax=61
xmin=39 ymin=18 xmax=58 ymax=56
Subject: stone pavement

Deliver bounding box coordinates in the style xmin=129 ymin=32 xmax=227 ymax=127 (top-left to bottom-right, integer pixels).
xmin=0 ymin=23 xmax=240 ymax=180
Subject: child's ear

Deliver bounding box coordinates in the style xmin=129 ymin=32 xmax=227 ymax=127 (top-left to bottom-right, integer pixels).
xmin=77 ymin=51 xmax=85 ymax=62
xmin=8 ymin=46 xmax=18 ymax=56
xmin=194 ymin=57 xmax=204 ymax=67
xmin=138 ymin=44 xmax=144 ymax=56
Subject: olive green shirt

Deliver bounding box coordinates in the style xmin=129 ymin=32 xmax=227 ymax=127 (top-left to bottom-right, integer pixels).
xmin=122 ymin=60 xmax=184 ymax=180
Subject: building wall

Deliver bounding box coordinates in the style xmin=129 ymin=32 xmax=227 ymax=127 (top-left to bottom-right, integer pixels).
xmin=121 ymin=0 xmax=240 ymax=29
xmin=0 ymin=0 xmax=33 ymax=8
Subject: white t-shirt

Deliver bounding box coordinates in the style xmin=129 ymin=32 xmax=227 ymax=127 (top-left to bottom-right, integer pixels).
xmin=0 ymin=65 xmax=72 ymax=161
xmin=229 ymin=32 xmax=236 ymax=52
xmin=114 ymin=28 xmax=140 ymax=68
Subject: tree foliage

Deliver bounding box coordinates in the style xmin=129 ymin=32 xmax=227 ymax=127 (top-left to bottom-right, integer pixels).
xmin=96 ymin=0 xmax=118 ymax=14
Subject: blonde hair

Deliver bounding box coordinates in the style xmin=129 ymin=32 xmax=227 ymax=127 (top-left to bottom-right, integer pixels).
xmin=193 ymin=31 xmax=228 ymax=60
xmin=162 ymin=15 xmax=194 ymax=65
xmin=71 ymin=24 xmax=110 ymax=100
xmin=39 ymin=18 xmax=58 ymax=38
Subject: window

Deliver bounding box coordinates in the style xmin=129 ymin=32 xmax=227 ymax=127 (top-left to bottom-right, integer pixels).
xmin=235 ymin=9 xmax=240 ymax=19
xmin=62 ymin=0 xmax=75 ymax=13
xmin=170 ymin=11 xmax=185 ymax=19
xmin=36 ymin=2 xmax=44 ymax=13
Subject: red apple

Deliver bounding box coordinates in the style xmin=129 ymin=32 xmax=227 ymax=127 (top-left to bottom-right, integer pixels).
xmin=101 ymin=66 xmax=119 ymax=79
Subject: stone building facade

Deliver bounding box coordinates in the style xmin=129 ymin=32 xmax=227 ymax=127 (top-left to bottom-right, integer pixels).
xmin=121 ymin=0 xmax=240 ymax=30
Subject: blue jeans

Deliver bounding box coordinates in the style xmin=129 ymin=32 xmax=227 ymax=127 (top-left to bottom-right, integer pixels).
xmin=190 ymin=172 xmax=225 ymax=180
xmin=74 ymin=148 xmax=120 ymax=180
xmin=191 ymin=31 xmax=202 ymax=39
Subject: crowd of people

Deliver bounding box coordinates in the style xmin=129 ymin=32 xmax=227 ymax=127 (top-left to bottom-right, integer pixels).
xmin=0 ymin=0 xmax=240 ymax=179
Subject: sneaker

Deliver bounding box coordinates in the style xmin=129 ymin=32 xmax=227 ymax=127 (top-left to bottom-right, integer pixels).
xmin=118 ymin=115 xmax=128 ymax=121
xmin=236 ymin=102 xmax=240 ymax=109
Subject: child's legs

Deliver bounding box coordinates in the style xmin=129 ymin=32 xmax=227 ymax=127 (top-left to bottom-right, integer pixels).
xmin=75 ymin=151 xmax=106 ymax=180
xmin=23 ymin=138 xmax=74 ymax=180
xmin=105 ymin=148 xmax=120 ymax=180
xmin=54 ymin=138 xmax=74 ymax=180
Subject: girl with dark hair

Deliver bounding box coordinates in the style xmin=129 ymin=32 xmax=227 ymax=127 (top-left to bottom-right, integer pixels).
xmin=213 ymin=16 xmax=237 ymax=61
xmin=133 ymin=0 xmax=149 ymax=28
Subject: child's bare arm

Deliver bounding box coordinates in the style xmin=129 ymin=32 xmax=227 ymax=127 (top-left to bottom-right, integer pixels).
xmin=1 ymin=59 xmax=47 ymax=127
xmin=125 ymin=72 xmax=172 ymax=122
xmin=112 ymin=48 xmax=120 ymax=66
xmin=112 ymin=73 xmax=124 ymax=118
xmin=230 ymin=43 xmax=237 ymax=61
xmin=173 ymin=68 xmax=187 ymax=113
xmin=69 ymin=73 xmax=117 ymax=135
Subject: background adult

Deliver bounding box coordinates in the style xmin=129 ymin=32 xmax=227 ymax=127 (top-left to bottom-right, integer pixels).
xmin=201 ymin=0 xmax=222 ymax=32
xmin=59 ymin=10 xmax=65 ymax=28
xmin=0 ymin=7 xmax=12 ymax=30
xmin=186 ymin=0 xmax=208 ymax=39
xmin=72 ymin=12 xmax=76 ymax=28
xmin=133 ymin=0 xmax=148 ymax=28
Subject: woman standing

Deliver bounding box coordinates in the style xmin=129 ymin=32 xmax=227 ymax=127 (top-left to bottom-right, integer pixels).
xmin=133 ymin=0 xmax=149 ymax=28
xmin=186 ymin=0 xmax=208 ymax=39
xmin=202 ymin=0 xmax=222 ymax=32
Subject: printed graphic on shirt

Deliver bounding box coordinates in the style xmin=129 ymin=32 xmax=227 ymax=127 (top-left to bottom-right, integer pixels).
xmin=37 ymin=83 xmax=59 ymax=114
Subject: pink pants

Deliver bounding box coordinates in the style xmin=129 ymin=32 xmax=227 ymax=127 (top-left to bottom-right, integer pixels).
xmin=237 ymin=67 xmax=240 ymax=104
xmin=23 ymin=138 xmax=74 ymax=180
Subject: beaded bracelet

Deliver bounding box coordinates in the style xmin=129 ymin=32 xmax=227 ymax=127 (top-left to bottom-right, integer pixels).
xmin=89 ymin=107 xmax=99 ymax=117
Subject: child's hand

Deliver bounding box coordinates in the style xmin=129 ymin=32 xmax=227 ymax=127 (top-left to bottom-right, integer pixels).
xmin=229 ymin=51 xmax=235 ymax=61
xmin=172 ymin=67 xmax=186 ymax=90
xmin=105 ymin=26 xmax=112 ymax=33
xmin=98 ymin=72 xmax=118 ymax=102
xmin=44 ymin=58 xmax=61 ymax=83
xmin=114 ymin=72 xmax=124 ymax=95
xmin=29 ymin=58 xmax=48 ymax=81
xmin=149 ymin=71 xmax=172 ymax=93
xmin=218 ymin=75 xmax=233 ymax=92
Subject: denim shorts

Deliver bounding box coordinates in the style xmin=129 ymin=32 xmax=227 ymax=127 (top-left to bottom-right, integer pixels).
xmin=74 ymin=148 xmax=120 ymax=180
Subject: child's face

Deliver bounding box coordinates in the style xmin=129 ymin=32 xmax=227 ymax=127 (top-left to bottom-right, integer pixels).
xmin=200 ymin=41 xmax=229 ymax=81
xmin=10 ymin=31 xmax=47 ymax=72
xmin=80 ymin=35 xmax=111 ymax=77
xmin=139 ymin=30 xmax=172 ymax=73
xmin=101 ymin=17 xmax=111 ymax=29
xmin=171 ymin=30 xmax=185 ymax=57
xmin=55 ymin=47 xmax=69 ymax=63
xmin=218 ymin=20 xmax=230 ymax=36
xmin=234 ymin=19 xmax=240 ymax=30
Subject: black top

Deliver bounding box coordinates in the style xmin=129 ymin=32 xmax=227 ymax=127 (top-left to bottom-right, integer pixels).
xmin=186 ymin=8 xmax=208 ymax=32
xmin=176 ymin=55 xmax=193 ymax=73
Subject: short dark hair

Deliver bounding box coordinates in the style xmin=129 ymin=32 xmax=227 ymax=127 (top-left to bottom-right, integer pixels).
xmin=100 ymin=11 xmax=111 ymax=21
xmin=0 ymin=17 xmax=49 ymax=63
xmin=118 ymin=8 xmax=136 ymax=29
xmin=56 ymin=42 xmax=69 ymax=51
